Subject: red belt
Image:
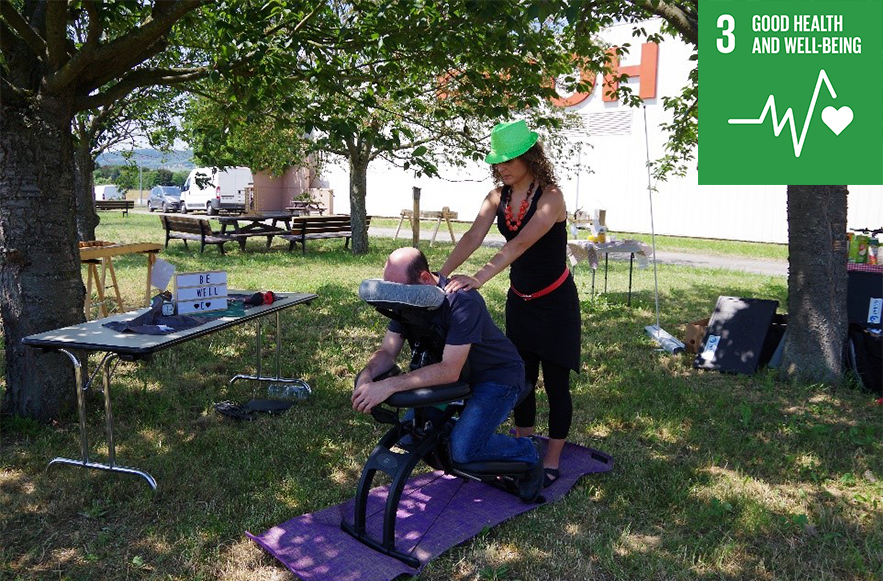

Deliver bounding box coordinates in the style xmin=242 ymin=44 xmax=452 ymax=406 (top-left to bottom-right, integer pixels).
xmin=511 ymin=267 xmax=570 ymax=301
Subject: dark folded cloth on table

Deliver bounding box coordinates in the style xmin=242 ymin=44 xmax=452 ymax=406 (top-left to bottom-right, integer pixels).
xmin=104 ymin=293 xmax=280 ymax=335
xmin=103 ymin=307 xmax=205 ymax=335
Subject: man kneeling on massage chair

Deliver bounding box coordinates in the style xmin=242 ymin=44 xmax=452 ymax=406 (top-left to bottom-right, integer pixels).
xmin=353 ymin=247 xmax=544 ymax=502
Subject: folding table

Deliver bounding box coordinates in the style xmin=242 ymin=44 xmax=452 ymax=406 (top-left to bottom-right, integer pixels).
xmin=567 ymin=240 xmax=651 ymax=306
xmin=22 ymin=291 xmax=317 ymax=490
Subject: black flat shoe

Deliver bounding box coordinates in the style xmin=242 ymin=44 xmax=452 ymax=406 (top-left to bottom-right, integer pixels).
xmin=543 ymin=467 xmax=560 ymax=488
xmin=214 ymin=401 xmax=255 ymax=421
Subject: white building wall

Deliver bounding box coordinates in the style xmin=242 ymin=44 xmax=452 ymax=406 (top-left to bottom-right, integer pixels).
xmin=325 ymin=19 xmax=882 ymax=243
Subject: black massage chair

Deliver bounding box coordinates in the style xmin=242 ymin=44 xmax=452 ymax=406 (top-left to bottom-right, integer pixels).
xmin=341 ymin=279 xmax=541 ymax=567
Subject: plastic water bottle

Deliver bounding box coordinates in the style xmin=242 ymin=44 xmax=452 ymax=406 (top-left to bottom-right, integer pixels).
xmin=267 ymin=380 xmax=311 ymax=401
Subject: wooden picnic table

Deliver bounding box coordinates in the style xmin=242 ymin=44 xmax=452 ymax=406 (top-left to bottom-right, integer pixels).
xmin=158 ymin=212 xmax=293 ymax=251
xmin=217 ymin=212 xmax=295 ymax=249
xmin=285 ymin=200 xmax=326 ymax=216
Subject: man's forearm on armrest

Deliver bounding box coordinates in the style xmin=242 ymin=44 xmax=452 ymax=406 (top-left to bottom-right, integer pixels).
xmin=357 ymin=330 xmax=404 ymax=384
xmin=375 ymin=342 xmax=470 ymax=394
xmin=376 ymin=361 xmax=458 ymax=394
xmin=359 ymin=349 xmax=398 ymax=382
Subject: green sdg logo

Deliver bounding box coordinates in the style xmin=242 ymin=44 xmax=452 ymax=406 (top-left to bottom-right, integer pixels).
xmin=700 ymin=0 xmax=883 ymax=185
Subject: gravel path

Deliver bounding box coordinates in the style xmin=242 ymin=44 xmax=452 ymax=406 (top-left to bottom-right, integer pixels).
xmin=369 ymin=227 xmax=788 ymax=277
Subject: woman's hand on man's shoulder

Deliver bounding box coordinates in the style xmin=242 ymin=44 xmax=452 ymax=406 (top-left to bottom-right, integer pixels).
xmin=444 ymin=274 xmax=481 ymax=293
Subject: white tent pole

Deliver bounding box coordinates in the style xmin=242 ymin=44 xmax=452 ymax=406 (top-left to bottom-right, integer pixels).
xmin=643 ymin=105 xmax=661 ymax=331
xmin=575 ymin=142 xmax=582 ymax=214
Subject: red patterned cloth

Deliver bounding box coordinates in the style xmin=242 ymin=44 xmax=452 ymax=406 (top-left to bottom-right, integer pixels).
xmin=847 ymin=263 xmax=883 ymax=273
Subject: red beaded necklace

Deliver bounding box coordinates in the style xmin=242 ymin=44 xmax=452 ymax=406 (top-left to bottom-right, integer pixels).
xmin=503 ymin=182 xmax=535 ymax=232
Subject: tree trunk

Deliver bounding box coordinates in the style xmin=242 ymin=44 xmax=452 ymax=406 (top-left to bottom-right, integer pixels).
xmin=779 ymin=185 xmax=849 ymax=385
xmin=74 ymin=139 xmax=100 ymax=242
xmin=349 ymin=154 xmax=370 ymax=255
xmin=0 ymin=96 xmax=84 ymax=421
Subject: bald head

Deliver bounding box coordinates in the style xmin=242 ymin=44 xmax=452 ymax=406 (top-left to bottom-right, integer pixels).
xmin=383 ymin=247 xmax=434 ymax=285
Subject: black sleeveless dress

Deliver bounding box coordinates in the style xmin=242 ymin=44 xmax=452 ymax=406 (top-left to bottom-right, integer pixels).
xmin=498 ymin=185 xmax=581 ymax=372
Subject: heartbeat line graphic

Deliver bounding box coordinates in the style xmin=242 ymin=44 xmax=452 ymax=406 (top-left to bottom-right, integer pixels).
xmin=728 ymin=69 xmax=842 ymax=158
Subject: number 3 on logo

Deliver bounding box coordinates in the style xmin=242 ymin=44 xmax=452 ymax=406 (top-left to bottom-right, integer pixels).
xmin=717 ymin=14 xmax=735 ymax=53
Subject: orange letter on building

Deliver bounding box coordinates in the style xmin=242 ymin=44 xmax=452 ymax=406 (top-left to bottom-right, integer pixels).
xmin=603 ymin=42 xmax=659 ymax=102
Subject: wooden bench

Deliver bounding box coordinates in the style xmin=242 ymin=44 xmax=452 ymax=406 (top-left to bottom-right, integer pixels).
xmin=160 ymin=215 xmax=236 ymax=255
xmin=96 ymin=199 xmax=135 ymax=216
xmin=279 ymin=215 xmax=371 ymax=254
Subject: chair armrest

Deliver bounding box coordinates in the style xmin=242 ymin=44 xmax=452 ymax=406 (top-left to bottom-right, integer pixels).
xmin=386 ymin=381 xmax=471 ymax=408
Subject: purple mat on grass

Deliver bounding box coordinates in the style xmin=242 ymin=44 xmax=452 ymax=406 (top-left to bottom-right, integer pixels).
xmin=247 ymin=440 xmax=613 ymax=581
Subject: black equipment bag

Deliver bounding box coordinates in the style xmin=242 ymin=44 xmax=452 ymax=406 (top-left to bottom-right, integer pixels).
xmin=846 ymin=324 xmax=882 ymax=396
xmin=847 ymin=270 xmax=882 ymax=330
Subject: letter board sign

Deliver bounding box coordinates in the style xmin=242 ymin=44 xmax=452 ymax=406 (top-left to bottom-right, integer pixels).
xmin=175 ymin=271 xmax=228 ymax=314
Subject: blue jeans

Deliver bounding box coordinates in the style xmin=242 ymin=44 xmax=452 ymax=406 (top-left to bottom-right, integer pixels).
xmin=448 ymin=381 xmax=538 ymax=465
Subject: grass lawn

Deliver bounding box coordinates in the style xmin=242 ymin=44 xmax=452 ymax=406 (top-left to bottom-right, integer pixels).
xmin=1 ymin=212 xmax=879 ymax=581
xmin=370 ymin=217 xmax=789 ymax=260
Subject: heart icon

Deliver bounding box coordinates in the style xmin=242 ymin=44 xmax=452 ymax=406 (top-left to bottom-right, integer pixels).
xmin=205 ymin=301 xmax=211 ymax=309
xmin=821 ymin=106 xmax=853 ymax=136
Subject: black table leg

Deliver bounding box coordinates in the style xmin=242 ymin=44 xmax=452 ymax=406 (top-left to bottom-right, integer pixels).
xmin=233 ymin=222 xmax=246 ymax=251
xmin=604 ymin=253 xmax=609 ymax=293
xmin=628 ymin=253 xmax=634 ymax=307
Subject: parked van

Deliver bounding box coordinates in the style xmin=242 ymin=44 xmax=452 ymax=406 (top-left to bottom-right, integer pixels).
xmin=181 ymin=167 xmax=251 ymax=215
xmin=94 ymin=185 xmax=122 ymax=201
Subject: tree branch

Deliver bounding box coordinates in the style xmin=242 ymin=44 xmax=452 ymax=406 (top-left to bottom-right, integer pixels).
xmin=634 ymin=0 xmax=697 ymax=45
xmin=71 ymin=36 xmax=170 ymax=95
xmin=90 ymin=0 xmax=205 ymax=66
xmin=75 ymin=66 xmax=209 ymax=111
xmin=83 ymin=0 xmax=103 ymax=48
xmin=87 ymin=100 xmax=124 ymax=140
xmin=43 ymin=0 xmax=68 ymax=69
xmin=0 ymin=18 xmax=17 ymax=55
xmin=264 ymin=1 xmax=324 ymax=38
xmin=0 ymin=0 xmax=48 ymax=58
xmin=0 ymin=73 xmax=34 ymax=103
xmin=367 ymin=136 xmax=433 ymax=162
xmin=48 ymin=0 xmax=206 ymax=93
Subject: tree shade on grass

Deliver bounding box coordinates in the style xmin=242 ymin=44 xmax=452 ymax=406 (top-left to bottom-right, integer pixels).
xmin=0 ymin=214 xmax=879 ymax=580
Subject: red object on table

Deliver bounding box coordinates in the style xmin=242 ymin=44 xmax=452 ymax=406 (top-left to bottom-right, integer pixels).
xmin=244 ymin=291 xmax=276 ymax=306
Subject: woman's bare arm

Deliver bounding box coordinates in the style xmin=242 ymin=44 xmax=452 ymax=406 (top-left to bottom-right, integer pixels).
xmin=438 ymin=189 xmax=501 ymax=278
xmin=444 ymin=186 xmax=567 ymax=292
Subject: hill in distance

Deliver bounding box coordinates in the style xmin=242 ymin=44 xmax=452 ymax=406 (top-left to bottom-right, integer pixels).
xmin=96 ymin=149 xmax=194 ymax=170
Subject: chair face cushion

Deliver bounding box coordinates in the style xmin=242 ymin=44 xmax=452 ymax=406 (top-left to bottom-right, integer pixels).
xmin=359 ymin=279 xmax=446 ymax=310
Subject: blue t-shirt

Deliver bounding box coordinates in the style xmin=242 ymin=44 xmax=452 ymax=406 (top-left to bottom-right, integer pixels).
xmin=389 ymin=276 xmax=524 ymax=387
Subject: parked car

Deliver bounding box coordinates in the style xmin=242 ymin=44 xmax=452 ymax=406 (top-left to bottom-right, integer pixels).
xmin=147 ymin=186 xmax=182 ymax=212
xmin=180 ymin=167 xmax=251 ymax=215
xmin=94 ymin=184 xmax=122 ymax=201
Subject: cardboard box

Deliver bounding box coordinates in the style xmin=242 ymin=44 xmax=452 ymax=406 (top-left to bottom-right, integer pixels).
xmin=684 ymin=318 xmax=710 ymax=354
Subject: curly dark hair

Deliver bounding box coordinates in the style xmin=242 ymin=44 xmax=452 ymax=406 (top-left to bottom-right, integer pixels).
xmin=490 ymin=141 xmax=558 ymax=189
